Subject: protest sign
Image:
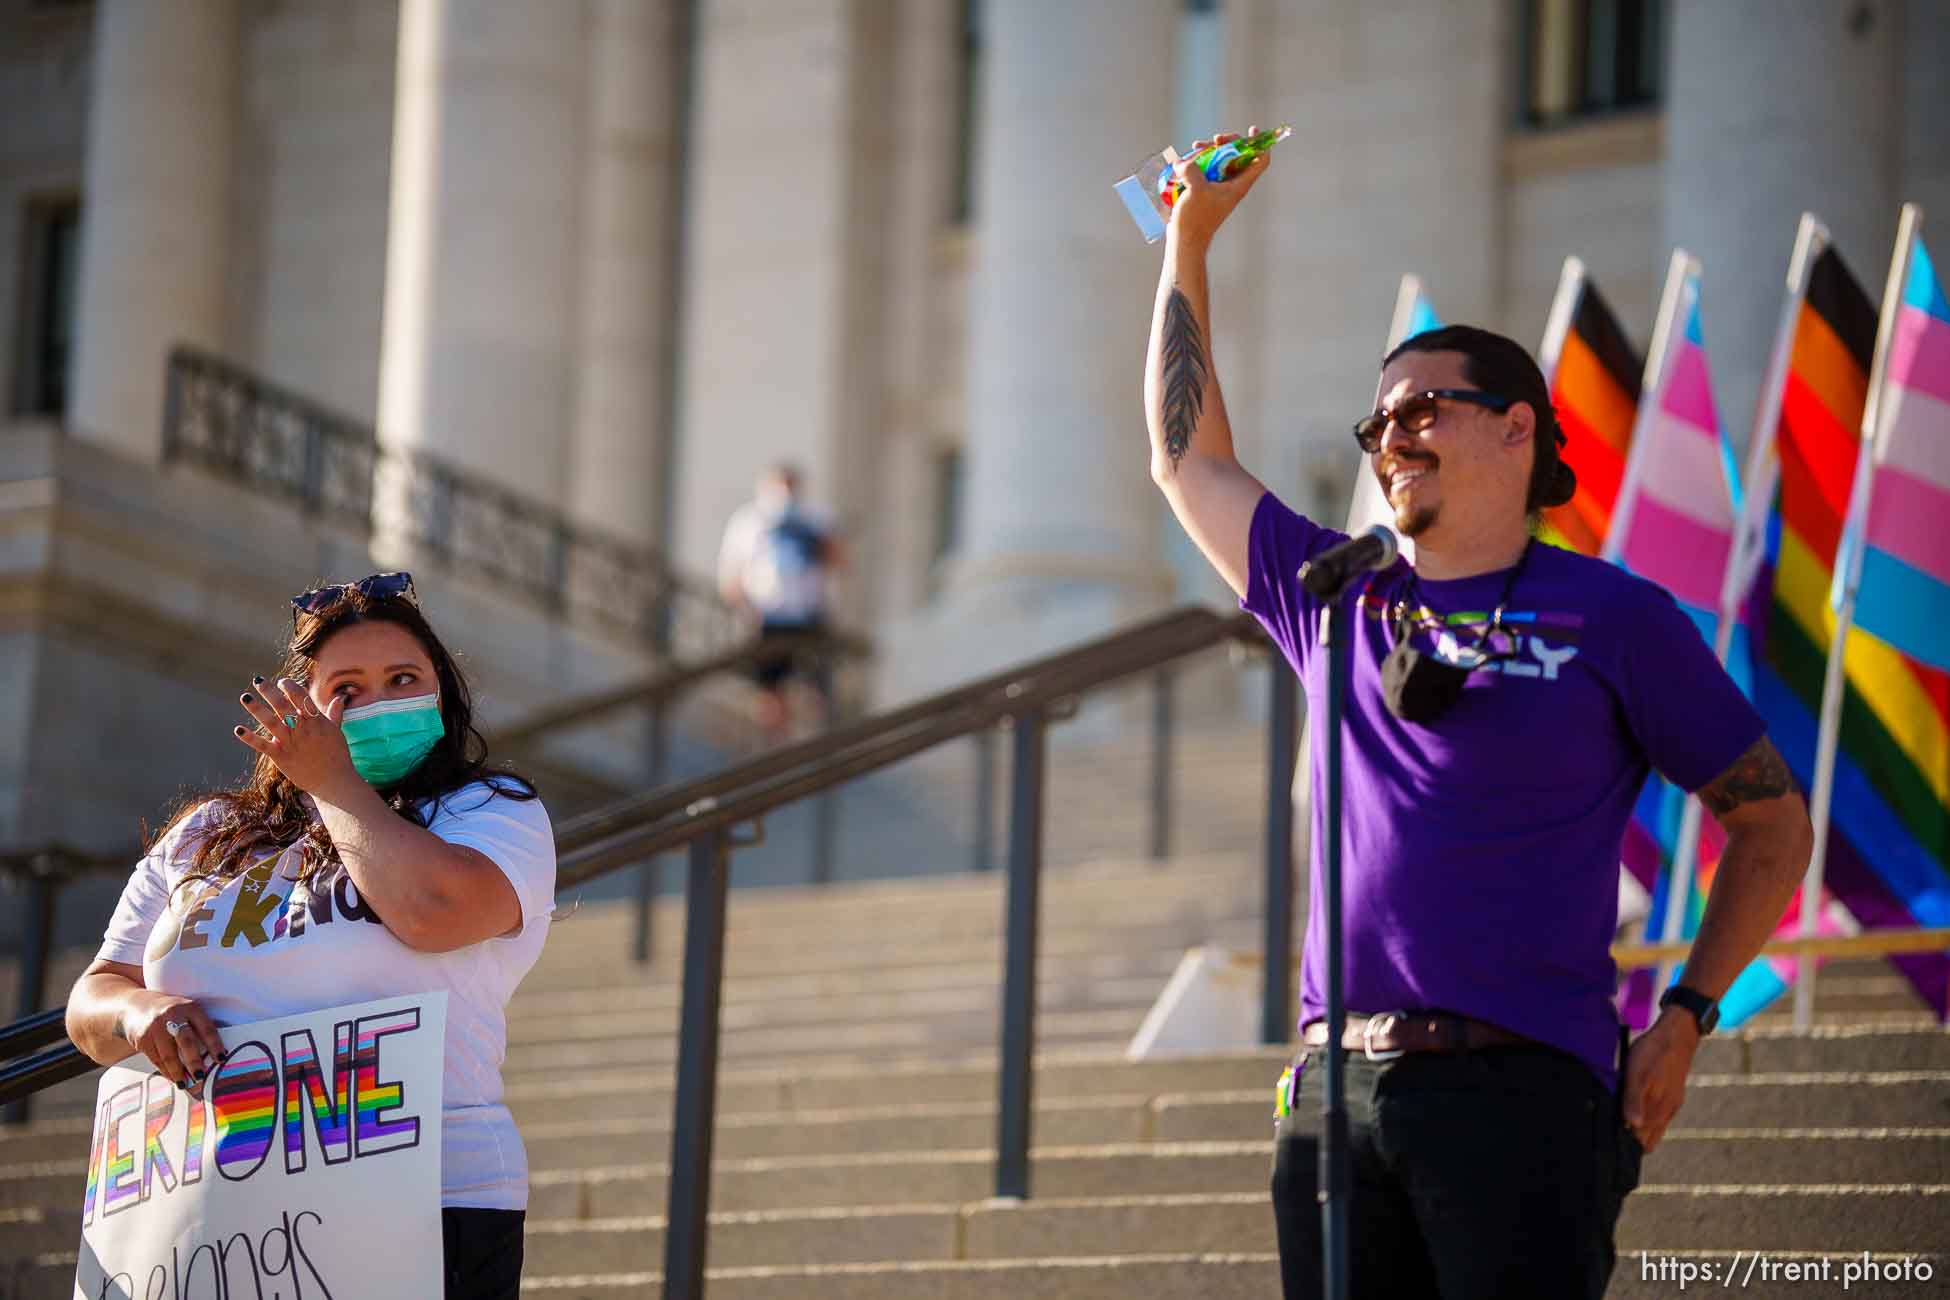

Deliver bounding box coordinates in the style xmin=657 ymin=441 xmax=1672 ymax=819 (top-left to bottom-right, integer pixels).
xmin=73 ymin=992 xmax=447 ymax=1299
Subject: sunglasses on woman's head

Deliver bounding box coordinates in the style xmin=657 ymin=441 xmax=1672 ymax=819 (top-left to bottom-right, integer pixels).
xmin=290 ymin=572 xmax=417 ymax=620
xmin=1353 ymin=389 xmax=1514 ymax=454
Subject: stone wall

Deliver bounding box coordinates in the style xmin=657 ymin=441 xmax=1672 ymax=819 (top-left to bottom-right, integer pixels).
xmin=232 ymin=0 xmax=399 ymax=422
xmin=0 ymin=2 xmax=90 ymax=415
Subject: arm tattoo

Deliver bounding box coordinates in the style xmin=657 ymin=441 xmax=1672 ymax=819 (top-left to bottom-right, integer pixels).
xmin=1699 ymin=736 xmax=1800 ymax=816
xmin=1159 ymin=288 xmax=1208 ymax=467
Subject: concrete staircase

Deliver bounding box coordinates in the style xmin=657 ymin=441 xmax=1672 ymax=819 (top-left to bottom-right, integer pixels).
xmin=5 ymin=832 xmax=1946 ymax=1298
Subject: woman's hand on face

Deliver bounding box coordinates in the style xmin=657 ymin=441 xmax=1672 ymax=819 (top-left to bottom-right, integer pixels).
xmin=121 ymin=991 xmax=225 ymax=1099
xmin=233 ymin=676 xmax=359 ymax=802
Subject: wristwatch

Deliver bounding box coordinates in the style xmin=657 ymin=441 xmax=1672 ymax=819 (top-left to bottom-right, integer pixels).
xmin=1659 ymin=983 xmax=1721 ymax=1035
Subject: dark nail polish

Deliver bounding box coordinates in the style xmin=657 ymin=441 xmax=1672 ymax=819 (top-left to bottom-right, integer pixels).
xmin=234 ymin=726 xmax=246 ymax=736
xmin=253 ymin=676 xmax=265 ymax=685
xmin=176 ymin=1078 xmax=191 ymax=1091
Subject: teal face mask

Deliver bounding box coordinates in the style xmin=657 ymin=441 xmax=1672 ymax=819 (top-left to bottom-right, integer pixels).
xmin=339 ymin=693 xmax=446 ymax=786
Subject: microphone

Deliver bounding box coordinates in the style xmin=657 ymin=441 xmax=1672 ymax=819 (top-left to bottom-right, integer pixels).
xmin=1299 ymin=525 xmax=1400 ymax=599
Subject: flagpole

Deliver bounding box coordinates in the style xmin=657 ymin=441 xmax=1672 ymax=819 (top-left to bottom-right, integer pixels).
xmin=1386 ymin=274 xmax=1425 ymax=352
xmin=1538 ymin=257 xmax=1586 ymax=388
xmin=1605 ymin=250 xmax=1695 ymax=564
xmin=1351 ymin=275 xmax=1432 ymax=543
xmin=1656 ymin=798 xmax=1708 ymax=991
xmin=1607 ymin=251 xmax=1705 ymax=990
xmin=1795 ymin=202 xmax=1923 ymax=1031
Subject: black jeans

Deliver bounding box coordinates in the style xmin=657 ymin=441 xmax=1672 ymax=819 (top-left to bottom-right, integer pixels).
xmin=442 ymin=1208 xmax=525 ymax=1300
xmin=1270 ymin=1043 xmax=1641 ymax=1300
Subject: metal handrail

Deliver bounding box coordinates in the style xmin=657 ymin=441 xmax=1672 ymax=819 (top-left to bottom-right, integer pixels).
xmin=493 ymin=627 xmax=873 ymax=751
xmin=0 ymin=1008 xmax=67 ymax=1060
xmin=551 ymin=606 xmax=1220 ymax=853
xmin=558 ymin=610 xmax=1253 ymax=883
xmin=0 ymin=604 xmax=1296 ymax=1300
xmin=1615 ymin=926 xmax=1950 ymax=968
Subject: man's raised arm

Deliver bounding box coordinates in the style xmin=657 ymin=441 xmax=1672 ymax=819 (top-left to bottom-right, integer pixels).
xmin=1144 ymin=135 xmax=1273 ymax=600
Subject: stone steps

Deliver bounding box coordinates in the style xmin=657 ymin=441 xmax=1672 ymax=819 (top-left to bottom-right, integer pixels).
xmin=501 ymin=1124 xmax=1950 ymax=1224
xmin=1151 ymin=1074 xmax=1950 ymax=1142
xmin=14 ymin=1247 xmax=1945 ymax=1300
xmin=502 ymin=1005 xmax=1151 ymax=1075
xmin=6 ymin=831 xmax=1947 ymax=1298
xmin=511 ymin=1186 xmax=1950 ymax=1288
xmin=507 ymin=976 xmax=1169 ymax=1047
xmin=517 ymin=916 xmax=1261 ymax=991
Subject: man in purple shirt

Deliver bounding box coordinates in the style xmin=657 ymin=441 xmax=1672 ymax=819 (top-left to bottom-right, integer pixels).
xmin=1144 ymin=135 xmax=1813 ymax=1299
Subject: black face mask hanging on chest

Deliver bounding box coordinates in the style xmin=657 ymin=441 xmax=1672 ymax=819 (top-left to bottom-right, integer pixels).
xmin=1381 ymin=616 xmax=1475 ymax=723
xmin=1379 ymin=542 xmax=1531 ymax=725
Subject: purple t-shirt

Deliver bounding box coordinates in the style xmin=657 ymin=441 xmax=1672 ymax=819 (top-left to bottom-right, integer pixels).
xmin=1241 ymin=493 xmax=1764 ymax=1088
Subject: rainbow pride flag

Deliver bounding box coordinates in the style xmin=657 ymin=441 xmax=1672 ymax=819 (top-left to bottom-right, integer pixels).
xmin=1539 ymin=259 xmax=1642 ymax=556
xmin=1746 ymin=227 xmax=1950 ymax=1021
xmin=1848 ymin=234 xmax=1950 ymax=671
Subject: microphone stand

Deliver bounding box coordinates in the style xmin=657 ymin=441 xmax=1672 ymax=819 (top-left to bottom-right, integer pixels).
xmin=1314 ymin=581 xmax=1352 ymax=1300
xmin=1296 ymin=525 xmax=1392 ymax=1300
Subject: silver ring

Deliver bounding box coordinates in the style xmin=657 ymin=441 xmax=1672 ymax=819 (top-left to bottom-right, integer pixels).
xmin=164 ymin=1019 xmax=187 ymax=1036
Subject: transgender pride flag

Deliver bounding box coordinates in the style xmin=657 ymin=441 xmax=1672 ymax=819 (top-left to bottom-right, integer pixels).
xmin=1605 ymin=253 xmax=1772 ymax=1027
xmin=1606 ymin=255 xmax=1743 ymax=644
xmin=1846 ymin=226 xmax=1950 ymax=670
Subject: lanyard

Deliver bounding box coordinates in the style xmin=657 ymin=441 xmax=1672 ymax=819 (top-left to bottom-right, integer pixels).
xmin=1393 ymin=539 xmax=1533 ymax=654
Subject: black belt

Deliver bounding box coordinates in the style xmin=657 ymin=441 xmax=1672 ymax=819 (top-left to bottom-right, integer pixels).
xmin=1301 ymin=1011 xmax=1531 ymax=1060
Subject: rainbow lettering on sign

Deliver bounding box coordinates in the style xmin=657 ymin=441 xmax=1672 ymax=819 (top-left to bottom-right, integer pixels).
xmin=210 ymin=1041 xmax=278 ymax=1181
xmin=98 ymin=1080 xmax=145 ymax=1217
xmin=182 ymin=1082 xmax=207 ymax=1187
xmin=140 ymin=1074 xmax=180 ymax=1200
xmin=352 ymin=1008 xmax=422 ymax=1157
xmin=81 ymin=1095 xmax=111 ymax=1225
xmin=282 ymin=1023 xmax=355 ymax=1173
xmin=80 ymin=999 xmax=434 ymax=1238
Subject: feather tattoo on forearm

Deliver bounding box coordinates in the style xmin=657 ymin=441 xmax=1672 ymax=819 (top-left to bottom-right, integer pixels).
xmin=1160 ymin=288 xmax=1208 ymax=468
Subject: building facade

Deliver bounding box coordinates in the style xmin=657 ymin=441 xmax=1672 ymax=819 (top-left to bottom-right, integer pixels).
xmin=2 ymin=0 xmax=1947 ymax=848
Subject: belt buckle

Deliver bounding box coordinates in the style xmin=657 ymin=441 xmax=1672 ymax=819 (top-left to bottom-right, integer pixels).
xmin=1362 ymin=1010 xmax=1408 ymax=1062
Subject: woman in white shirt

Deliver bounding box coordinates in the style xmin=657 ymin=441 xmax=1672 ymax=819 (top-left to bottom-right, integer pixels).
xmin=65 ymin=573 xmax=555 ymax=1300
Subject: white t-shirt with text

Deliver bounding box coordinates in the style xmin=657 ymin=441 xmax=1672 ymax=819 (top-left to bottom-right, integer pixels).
xmin=95 ymin=781 xmax=556 ymax=1210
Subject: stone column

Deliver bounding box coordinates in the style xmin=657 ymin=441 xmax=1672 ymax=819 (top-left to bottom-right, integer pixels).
xmin=567 ymin=0 xmax=685 ymax=548
xmin=376 ymin=0 xmax=584 ymax=506
xmin=1663 ymin=0 xmax=1901 ymax=449
xmin=668 ymin=0 xmax=862 ymax=582
xmin=67 ymin=0 xmax=240 ymax=460
xmin=1901 ymin=3 xmax=1950 ymax=251
xmin=937 ymin=0 xmax=1179 ymax=674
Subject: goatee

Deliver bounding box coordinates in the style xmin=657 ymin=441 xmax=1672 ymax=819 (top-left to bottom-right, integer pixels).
xmin=1396 ymin=503 xmax=1438 ymax=538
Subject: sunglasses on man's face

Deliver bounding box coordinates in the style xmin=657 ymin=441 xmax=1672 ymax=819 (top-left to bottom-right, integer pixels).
xmin=1353 ymin=389 xmax=1514 ymax=454
xmin=291 ymin=572 xmax=417 ymax=620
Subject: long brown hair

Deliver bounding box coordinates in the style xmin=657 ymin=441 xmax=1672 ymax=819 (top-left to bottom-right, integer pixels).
xmin=155 ymin=585 xmax=537 ymax=891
